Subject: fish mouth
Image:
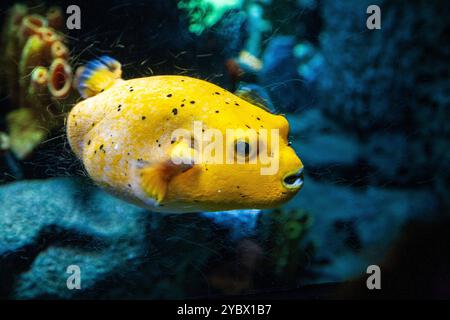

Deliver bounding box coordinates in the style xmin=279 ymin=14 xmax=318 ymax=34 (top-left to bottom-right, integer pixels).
xmin=282 ymin=167 xmax=304 ymax=190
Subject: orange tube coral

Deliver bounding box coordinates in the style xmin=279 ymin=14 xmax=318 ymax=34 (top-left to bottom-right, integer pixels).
xmin=37 ymin=26 xmax=61 ymax=46
xmin=18 ymin=35 xmax=46 ymax=103
xmin=46 ymin=7 xmax=64 ymax=30
xmin=27 ymin=66 xmax=51 ymax=114
xmin=2 ymin=4 xmax=77 ymax=159
xmin=48 ymin=58 xmax=73 ymax=99
xmin=18 ymin=14 xmax=47 ymax=47
xmin=50 ymin=40 xmax=69 ymax=60
xmin=30 ymin=66 xmax=48 ymax=92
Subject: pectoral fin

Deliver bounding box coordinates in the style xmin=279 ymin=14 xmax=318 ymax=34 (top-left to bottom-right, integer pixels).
xmin=140 ymin=164 xmax=169 ymax=204
xmin=140 ymin=142 xmax=197 ymax=204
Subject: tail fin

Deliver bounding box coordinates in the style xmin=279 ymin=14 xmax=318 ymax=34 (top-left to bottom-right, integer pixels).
xmin=77 ymin=55 xmax=122 ymax=98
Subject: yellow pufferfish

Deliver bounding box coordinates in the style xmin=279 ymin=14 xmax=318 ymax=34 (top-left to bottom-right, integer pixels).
xmin=67 ymin=56 xmax=304 ymax=213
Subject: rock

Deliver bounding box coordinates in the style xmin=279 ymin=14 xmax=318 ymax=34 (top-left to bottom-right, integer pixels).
xmin=293 ymin=131 xmax=361 ymax=169
xmin=317 ymin=0 xmax=450 ymax=206
xmin=284 ymin=176 xmax=440 ymax=282
xmin=259 ymin=36 xmax=307 ymax=112
xmin=286 ymin=109 xmax=338 ymax=137
xmin=0 ymin=168 xmax=442 ymax=297
xmin=0 ymin=177 xmax=148 ymax=299
xmin=0 ymin=178 xmax=261 ymax=298
xmin=362 ymin=132 xmax=430 ymax=186
xmin=202 ymin=210 xmax=260 ymax=241
xmin=287 ymin=110 xmax=366 ymax=184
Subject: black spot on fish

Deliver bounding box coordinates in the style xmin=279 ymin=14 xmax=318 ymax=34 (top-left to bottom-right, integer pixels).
xmin=167 ymin=93 xmax=172 ymax=98
xmin=100 ymin=89 xmax=104 ymax=93
xmin=214 ymin=92 xmax=221 ymax=95
xmin=235 ymin=102 xmax=239 ymax=106
xmin=137 ymin=158 xmax=143 ymax=162
xmin=127 ymin=152 xmax=130 ymax=155
xmin=215 ymin=110 xmax=219 ymax=113
xmin=129 ymin=87 xmax=134 ymax=92
xmin=256 ymin=117 xmax=261 ymax=121
xmin=172 ymin=108 xmax=178 ymax=115
xmin=225 ymin=101 xmax=229 ymax=105
xmin=142 ymin=116 xmax=146 ymax=120
xmin=181 ymin=104 xmax=185 ymax=107
xmin=87 ymin=140 xmax=91 ymax=145
xmin=190 ymin=100 xmax=195 ymax=104
xmin=236 ymin=186 xmax=240 ymax=189
xmin=92 ymin=122 xmax=95 ymax=127
xmin=156 ymin=139 xmax=159 ymax=143
xmin=128 ymin=184 xmax=131 ymax=188
xmin=99 ymin=144 xmax=104 ymax=149
xmin=245 ymin=125 xmax=251 ymax=129
xmin=170 ymin=140 xmax=175 ymax=144
xmin=74 ymin=122 xmax=77 ymax=126
xmin=158 ymin=144 xmax=161 ymax=147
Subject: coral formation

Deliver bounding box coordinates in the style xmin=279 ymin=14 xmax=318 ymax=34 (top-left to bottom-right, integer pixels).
xmin=317 ymin=0 xmax=450 ymax=201
xmin=0 ymin=4 xmax=76 ymax=159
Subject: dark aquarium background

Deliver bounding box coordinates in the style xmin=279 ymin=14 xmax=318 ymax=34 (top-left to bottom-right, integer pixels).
xmin=0 ymin=0 xmax=449 ymax=299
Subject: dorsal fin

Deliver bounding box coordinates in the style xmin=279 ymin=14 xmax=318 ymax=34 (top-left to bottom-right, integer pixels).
xmin=77 ymin=55 xmax=122 ymax=98
xmin=234 ymin=83 xmax=276 ymax=114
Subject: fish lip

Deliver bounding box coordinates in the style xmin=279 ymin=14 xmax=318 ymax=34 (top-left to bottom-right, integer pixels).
xmin=282 ymin=167 xmax=304 ymax=190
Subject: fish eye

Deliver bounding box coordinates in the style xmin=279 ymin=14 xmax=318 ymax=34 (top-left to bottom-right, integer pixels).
xmin=234 ymin=139 xmax=257 ymax=162
xmin=235 ymin=141 xmax=250 ymax=157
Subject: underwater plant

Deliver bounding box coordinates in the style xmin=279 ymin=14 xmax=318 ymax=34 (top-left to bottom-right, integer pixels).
xmin=177 ymin=0 xmax=244 ymax=35
xmin=259 ymin=208 xmax=314 ymax=279
xmin=0 ymin=4 xmax=76 ymax=159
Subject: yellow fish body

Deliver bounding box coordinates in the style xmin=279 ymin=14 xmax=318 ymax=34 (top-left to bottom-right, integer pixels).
xmin=67 ymin=56 xmax=303 ymax=213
